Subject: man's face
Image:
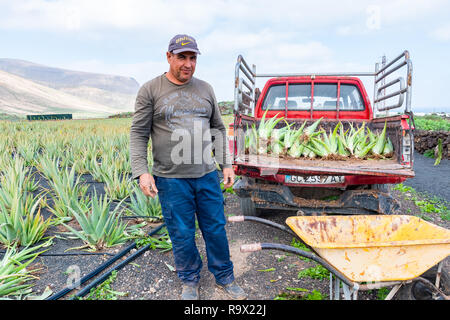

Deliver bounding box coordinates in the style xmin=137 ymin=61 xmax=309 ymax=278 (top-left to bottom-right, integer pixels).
xmin=167 ymin=51 xmax=197 ymax=84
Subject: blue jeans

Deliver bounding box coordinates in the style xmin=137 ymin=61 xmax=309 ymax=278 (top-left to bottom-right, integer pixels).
xmin=154 ymin=170 xmax=235 ymax=286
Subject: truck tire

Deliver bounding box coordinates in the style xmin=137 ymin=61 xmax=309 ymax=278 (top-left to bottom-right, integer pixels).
xmin=370 ymin=184 xmax=389 ymax=193
xmin=394 ymin=263 xmax=450 ymax=300
xmin=239 ymin=197 xmax=259 ymax=216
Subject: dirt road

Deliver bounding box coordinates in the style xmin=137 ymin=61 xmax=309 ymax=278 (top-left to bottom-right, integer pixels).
xmin=404 ymin=151 xmax=450 ymax=201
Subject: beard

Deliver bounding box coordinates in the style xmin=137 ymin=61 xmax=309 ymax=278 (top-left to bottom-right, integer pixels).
xmin=173 ymin=67 xmax=193 ymax=83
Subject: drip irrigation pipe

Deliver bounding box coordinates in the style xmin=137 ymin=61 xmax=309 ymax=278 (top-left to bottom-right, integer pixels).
xmin=0 ymin=251 xmax=115 ymax=257
xmin=71 ymin=223 xmax=167 ymax=299
xmin=45 ymin=223 xmax=165 ymax=300
xmin=121 ymin=215 xmax=163 ymax=220
xmin=230 ymin=216 xmax=357 ymax=288
xmin=228 ymin=215 xmax=299 ymax=238
xmin=242 ymin=242 xmax=357 ymax=290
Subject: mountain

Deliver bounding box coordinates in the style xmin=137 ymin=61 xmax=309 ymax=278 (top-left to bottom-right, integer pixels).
xmin=0 ymin=70 xmax=124 ymax=118
xmin=0 ymin=59 xmax=139 ymax=95
xmin=0 ymin=58 xmax=140 ymax=118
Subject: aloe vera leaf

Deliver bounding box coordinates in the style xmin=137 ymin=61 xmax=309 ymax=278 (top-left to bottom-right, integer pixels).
xmin=434 ymin=138 xmax=443 ymax=166
xmin=355 ymin=140 xmax=377 ymax=159
xmin=382 ymin=136 xmax=394 ymax=156
xmin=304 ymin=117 xmax=323 ymax=137
xmin=372 ymin=121 xmax=387 ymax=155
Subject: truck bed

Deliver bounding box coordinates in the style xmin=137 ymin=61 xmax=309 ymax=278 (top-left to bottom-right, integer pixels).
xmin=234 ymin=154 xmax=415 ymax=178
xmin=233 ymin=115 xmax=414 ymax=179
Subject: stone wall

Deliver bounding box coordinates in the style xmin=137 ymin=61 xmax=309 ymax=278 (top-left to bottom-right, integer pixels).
xmin=414 ymin=130 xmax=450 ymax=159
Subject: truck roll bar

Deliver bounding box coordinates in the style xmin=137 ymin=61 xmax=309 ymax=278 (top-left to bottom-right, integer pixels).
xmin=374 ymin=50 xmax=413 ymax=115
xmin=233 ymin=50 xmax=413 ymax=118
xmin=234 ymin=55 xmax=256 ymax=116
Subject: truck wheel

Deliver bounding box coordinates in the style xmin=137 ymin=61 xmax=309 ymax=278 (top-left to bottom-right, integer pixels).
xmin=394 ymin=263 xmax=450 ymax=300
xmin=370 ymin=184 xmax=389 ymax=193
xmin=239 ymin=197 xmax=259 ymax=216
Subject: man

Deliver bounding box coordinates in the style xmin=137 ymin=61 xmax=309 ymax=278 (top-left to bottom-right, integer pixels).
xmin=129 ymin=34 xmax=246 ymax=300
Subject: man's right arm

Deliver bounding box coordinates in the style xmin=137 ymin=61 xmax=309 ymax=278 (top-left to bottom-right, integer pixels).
xmin=130 ymin=84 xmax=153 ymax=181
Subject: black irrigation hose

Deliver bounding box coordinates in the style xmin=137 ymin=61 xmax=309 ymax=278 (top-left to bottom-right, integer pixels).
xmin=228 ymin=215 xmax=298 ymax=238
xmin=71 ymin=223 xmax=167 ymax=299
xmin=230 ymin=216 xmax=357 ymax=288
xmin=0 ymin=252 xmax=115 ymax=257
xmin=45 ymin=223 xmax=166 ymax=300
xmin=255 ymin=243 xmax=357 ymax=289
xmin=121 ymin=215 xmax=163 ymax=220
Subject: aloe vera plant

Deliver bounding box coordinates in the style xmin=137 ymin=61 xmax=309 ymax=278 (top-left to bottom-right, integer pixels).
xmin=383 ymin=137 xmax=394 ymax=158
xmin=36 ymin=154 xmax=61 ymax=182
xmin=299 ymin=117 xmax=324 ymax=143
xmin=244 ymin=114 xmax=394 ymax=160
xmin=0 ymin=241 xmax=50 ymax=298
xmin=257 ymin=109 xmax=283 ymax=140
xmin=434 ymin=138 xmax=443 ymax=166
xmin=15 ymin=137 xmax=40 ymax=167
xmin=256 ymin=109 xmax=284 ymax=154
xmin=43 ymin=163 xmax=89 ymax=220
xmin=102 ymin=167 xmax=133 ymax=201
xmin=0 ymin=158 xmax=39 ymax=198
xmin=327 ymin=122 xmax=341 ymax=155
xmin=283 ymin=121 xmax=306 ymax=151
xmin=126 ymin=185 xmax=163 ymax=221
xmin=371 ymin=121 xmax=388 ymax=156
xmin=0 ymin=193 xmax=51 ymax=247
xmin=63 ymin=192 xmax=131 ymax=251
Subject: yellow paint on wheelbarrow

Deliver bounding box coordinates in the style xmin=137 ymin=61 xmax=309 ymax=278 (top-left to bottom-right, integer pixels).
xmin=286 ymin=215 xmax=450 ymax=282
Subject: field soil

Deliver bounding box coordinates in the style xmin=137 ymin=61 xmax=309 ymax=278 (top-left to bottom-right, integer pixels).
xmin=28 ymin=152 xmax=449 ymax=301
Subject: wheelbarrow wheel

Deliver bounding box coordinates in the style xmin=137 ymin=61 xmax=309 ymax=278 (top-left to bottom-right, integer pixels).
xmin=395 ymin=263 xmax=450 ymax=300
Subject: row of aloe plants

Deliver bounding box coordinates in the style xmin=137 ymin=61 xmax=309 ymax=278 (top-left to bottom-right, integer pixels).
xmin=0 ymin=118 xmax=163 ymax=298
xmin=244 ymin=112 xmax=394 ymax=160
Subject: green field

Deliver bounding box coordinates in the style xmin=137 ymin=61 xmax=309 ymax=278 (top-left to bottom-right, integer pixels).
xmin=414 ymin=115 xmax=450 ymax=131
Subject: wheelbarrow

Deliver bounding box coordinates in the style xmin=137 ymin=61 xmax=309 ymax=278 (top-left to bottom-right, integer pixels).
xmin=228 ymin=214 xmax=450 ymax=300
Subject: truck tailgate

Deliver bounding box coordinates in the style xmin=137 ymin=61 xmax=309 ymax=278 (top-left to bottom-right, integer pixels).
xmin=234 ymin=154 xmax=415 ymax=178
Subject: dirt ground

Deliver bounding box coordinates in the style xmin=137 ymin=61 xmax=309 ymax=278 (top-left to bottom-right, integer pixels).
xmin=27 ymin=181 xmax=449 ymax=301
xmin=31 ymin=192 xmax=332 ymax=301
xmin=13 ymin=150 xmax=450 ymax=301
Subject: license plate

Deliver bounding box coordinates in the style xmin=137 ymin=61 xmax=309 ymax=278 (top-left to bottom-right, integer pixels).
xmin=285 ymin=175 xmax=345 ymax=184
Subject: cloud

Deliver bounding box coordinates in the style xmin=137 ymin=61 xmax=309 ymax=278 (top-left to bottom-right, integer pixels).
xmin=1 ymin=0 xmax=448 ymax=109
xmin=430 ymin=23 xmax=450 ymax=42
xmin=1 ymin=0 xmax=447 ymax=33
xmin=334 ymin=0 xmax=449 ymax=36
xmin=0 ymin=0 xmax=220 ymax=34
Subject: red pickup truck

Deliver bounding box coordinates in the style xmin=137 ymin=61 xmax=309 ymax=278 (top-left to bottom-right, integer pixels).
xmin=229 ymin=51 xmax=414 ymax=216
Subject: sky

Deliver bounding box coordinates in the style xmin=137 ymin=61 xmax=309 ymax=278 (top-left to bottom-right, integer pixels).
xmin=0 ymin=0 xmax=450 ymax=113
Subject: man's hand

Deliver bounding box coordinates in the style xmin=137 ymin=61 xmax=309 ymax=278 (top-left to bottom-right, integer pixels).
xmin=222 ymin=167 xmax=235 ymax=189
xmin=139 ymin=173 xmax=158 ymax=198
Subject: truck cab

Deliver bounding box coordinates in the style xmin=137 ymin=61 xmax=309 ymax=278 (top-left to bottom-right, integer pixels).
xmin=229 ymin=51 xmax=414 ymax=216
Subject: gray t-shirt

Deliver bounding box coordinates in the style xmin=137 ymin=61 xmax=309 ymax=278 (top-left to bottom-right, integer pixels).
xmin=130 ymin=73 xmax=231 ymax=179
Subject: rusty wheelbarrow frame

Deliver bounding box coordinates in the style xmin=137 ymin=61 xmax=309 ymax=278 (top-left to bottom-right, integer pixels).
xmin=228 ymin=215 xmax=450 ymax=300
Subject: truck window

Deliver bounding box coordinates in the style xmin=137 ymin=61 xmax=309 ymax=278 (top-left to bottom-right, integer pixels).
xmin=261 ymin=82 xmax=365 ymax=111
xmin=339 ymin=84 xmax=365 ymax=110
xmin=261 ymin=84 xmax=286 ymax=110
xmin=313 ymin=83 xmax=339 ymax=110
xmin=262 ymin=84 xmax=312 ymax=110
xmin=288 ymin=84 xmax=312 ymax=110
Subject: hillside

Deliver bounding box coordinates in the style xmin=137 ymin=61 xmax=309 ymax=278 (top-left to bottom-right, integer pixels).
xmin=0 ymin=59 xmax=139 ymax=95
xmin=0 ymin=70 xmax=124 ymax=118
xmin=0 ymin=59 xmax=140 ymax=118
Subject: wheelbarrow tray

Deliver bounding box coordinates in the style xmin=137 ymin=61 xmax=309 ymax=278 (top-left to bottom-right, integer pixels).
xmin=286 ymin=215 xmax=450 ymax=282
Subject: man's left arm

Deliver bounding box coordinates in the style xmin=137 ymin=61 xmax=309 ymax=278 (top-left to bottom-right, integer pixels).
xmin=208 ymin=88 xmax=234 ymax=189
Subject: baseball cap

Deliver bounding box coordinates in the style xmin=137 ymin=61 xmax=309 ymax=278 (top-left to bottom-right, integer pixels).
xmin=168 ymin=34 xmax=201 ymax=55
